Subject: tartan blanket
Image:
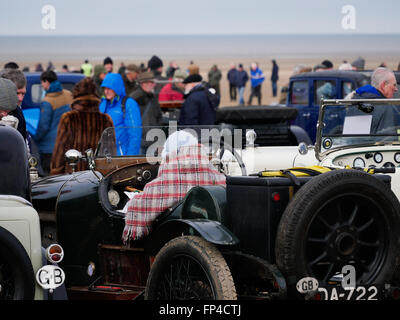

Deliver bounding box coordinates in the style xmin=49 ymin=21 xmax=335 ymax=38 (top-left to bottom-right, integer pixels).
xmin=122 ymin=144 xmax=226 ymax=243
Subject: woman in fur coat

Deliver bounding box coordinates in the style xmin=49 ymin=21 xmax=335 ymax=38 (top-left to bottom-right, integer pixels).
xmin=50 ymin=78 xmax=114 ymax=175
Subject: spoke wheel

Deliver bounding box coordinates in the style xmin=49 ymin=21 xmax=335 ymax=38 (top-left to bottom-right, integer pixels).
xmin=276 ymin=169 xmax=400 ymax=291
xmin=306 ymin=193 xmax=388 ymax=284
xmin=145 ymin=236 xmax=237 ymax=300
xmin=157 ymin=254 xmax=216 ymax=299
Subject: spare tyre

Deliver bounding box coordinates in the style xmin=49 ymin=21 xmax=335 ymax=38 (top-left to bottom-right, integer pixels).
xmin=275 ymin=169 xmax=400 ymax=289
xmin=0 ymin=226 xmax=35 ymax=300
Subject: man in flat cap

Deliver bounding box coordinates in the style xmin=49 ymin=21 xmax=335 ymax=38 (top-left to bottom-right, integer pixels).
xmin=124 ymin=64 xmax=141 ymax=96
xmin=130 ymin=71 xmax=163 ymax=153
xmin=178 ymin=74 xmax=220 ymax=126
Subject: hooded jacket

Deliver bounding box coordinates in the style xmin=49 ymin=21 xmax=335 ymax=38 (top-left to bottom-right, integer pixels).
xmin=178 ymin=83 xmax=220 ymax=126
xmin=99 ymin=73 xmax=142 ymax=155
xmin=33 ymin=80 xmax=72 ymax=154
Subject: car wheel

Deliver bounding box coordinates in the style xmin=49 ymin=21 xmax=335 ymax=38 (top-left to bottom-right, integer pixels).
xmin=0 ymin=226 xmax=35 ymax=300
xmin=145 ymin=235 xmax=237 ymax=300
xmin=275 ymin=169 xmax=400 ymax=289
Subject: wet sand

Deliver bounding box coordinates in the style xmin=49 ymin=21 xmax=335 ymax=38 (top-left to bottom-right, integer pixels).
xmin=6 ymin=56 xmax=400 ymax=107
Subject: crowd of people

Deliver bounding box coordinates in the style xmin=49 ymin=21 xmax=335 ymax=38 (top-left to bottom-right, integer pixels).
xmin=1 ymin=56 xmax=400 ymax=244
xmin=1 ymin=55 xmax=399 ymax=177
xmin=0 ymin=55 xmax=227 ymax=175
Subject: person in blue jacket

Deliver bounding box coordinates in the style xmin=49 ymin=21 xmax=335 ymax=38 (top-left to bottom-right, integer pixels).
xmin=33 ymin=71 xmax=73 ymax=175
xmin=99 ymin=73 xmax=142 ymax=156
xmin=347 ymin=67 xmax=398 ymax=134
xmin=248 ymin=62 xmax=265 ymax=105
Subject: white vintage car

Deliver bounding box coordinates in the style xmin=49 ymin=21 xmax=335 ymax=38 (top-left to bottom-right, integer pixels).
xmin=224 ymin=98 xmax=400 ymax=200
xmin=0 ymin=125 xmax=65 ymax=300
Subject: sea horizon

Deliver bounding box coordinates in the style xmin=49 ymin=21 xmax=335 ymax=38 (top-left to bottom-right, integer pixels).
xmin=2 ymin=34 xmax=400 ymax=62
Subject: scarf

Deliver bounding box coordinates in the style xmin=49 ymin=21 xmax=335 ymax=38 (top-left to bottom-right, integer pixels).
xmin=122 ymin=144 xmax=226 ymax=242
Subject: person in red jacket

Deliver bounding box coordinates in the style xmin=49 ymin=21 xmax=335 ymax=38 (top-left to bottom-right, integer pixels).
xmin=158 ymin=69 xmax=187 ymax=102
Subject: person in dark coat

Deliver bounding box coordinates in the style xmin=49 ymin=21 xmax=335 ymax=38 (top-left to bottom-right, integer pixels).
xmin=207 ymin=64 xmax=222 ymax=97
xmin=236 ymin=64 xmax=249 ymax=106
xmin=124 ymin=64 xmax=141 ymax=96
xmin=227 ymin=63 xmax=238 ymax=101
xmin=271 ymin=59 xmax=279 ymax=97
xmin=92 ymin=64 xmax=107 ymax=97
xmin=147 ymin=55 xmax=168 ymax=97
xmin=130 ymin=71 xmax=162 ymax=127
xmin=178 ymin=74 xmax=220 ymax=126
xmin=165 ymin=61 xmax=178 ymax=78
xmin=129 ymin=71 xmax=163 ymax=153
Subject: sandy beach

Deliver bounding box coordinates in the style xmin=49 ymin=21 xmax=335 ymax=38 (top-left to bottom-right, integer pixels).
xmin=3 ymin=55 xmax=400 ymax=107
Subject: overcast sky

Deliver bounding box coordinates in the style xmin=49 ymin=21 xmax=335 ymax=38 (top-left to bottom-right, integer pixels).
xmin=1 ymin=0 xmax=399 ymax=36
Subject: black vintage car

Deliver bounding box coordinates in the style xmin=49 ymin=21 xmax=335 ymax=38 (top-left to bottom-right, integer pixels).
xmin=28 ymin=106 xmax=400 ymax=300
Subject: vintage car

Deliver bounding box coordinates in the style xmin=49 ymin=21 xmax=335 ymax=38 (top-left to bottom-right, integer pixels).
xmin=27 ymin=99 xmax=400 ymax=300
xmin=0 ymin=124 xmax=66 ymax=300
xmin=225 ymin=98 xmax=400 ymax=196
xmin=21 ymin=72 xmax=86 ymax=136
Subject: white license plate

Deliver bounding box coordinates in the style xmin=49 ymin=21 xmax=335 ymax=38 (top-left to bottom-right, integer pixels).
xmin=316 ymin=285 xmax=382 ymax=300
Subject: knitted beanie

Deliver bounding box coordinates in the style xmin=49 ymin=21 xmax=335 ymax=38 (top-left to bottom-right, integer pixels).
xmin=0 ymin=78 xmax=18 ymax=111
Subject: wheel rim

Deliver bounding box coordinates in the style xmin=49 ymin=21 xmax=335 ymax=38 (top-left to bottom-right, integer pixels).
xmin=155 ymin=254 xmax=215 ymax=300
xmin=0 ymin=259 xmax=16 ymax=300
xmin=304 ymin=193 xmax=388 ymax=285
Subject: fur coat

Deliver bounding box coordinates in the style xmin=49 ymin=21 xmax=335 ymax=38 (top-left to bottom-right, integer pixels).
xmin=50 ymin=95 xmax=114 ymax=175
